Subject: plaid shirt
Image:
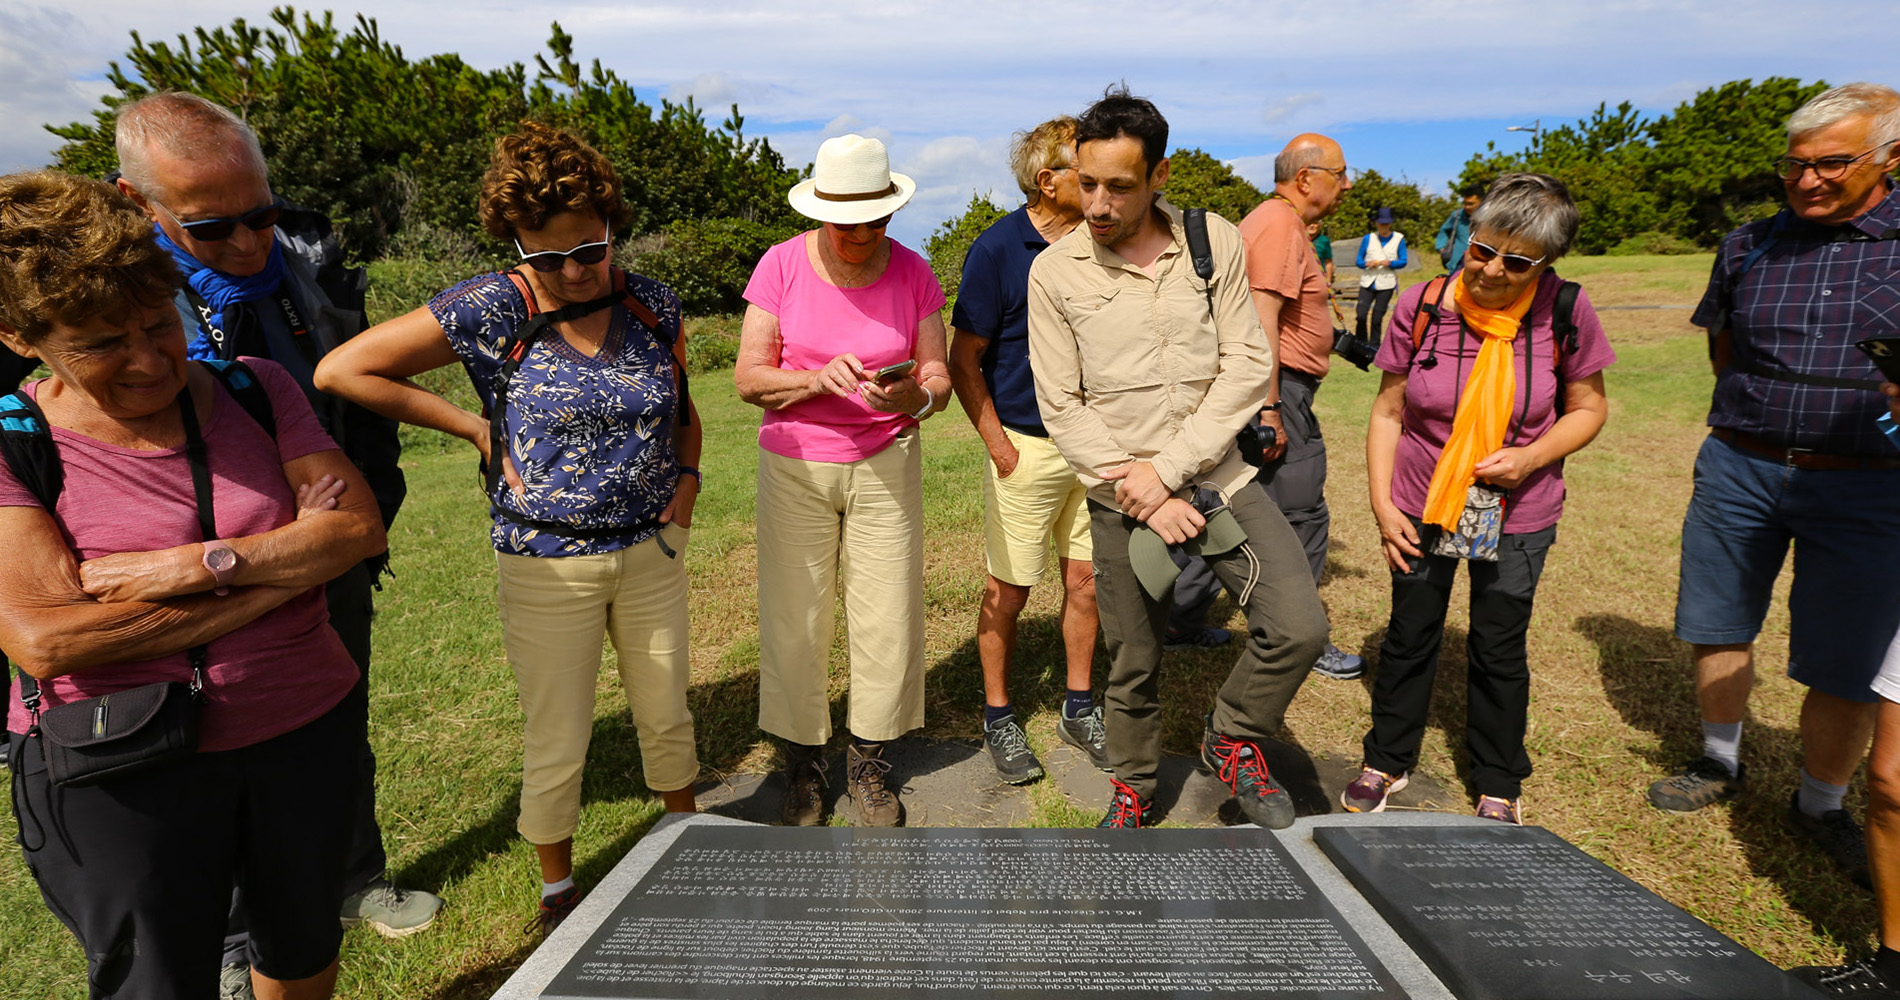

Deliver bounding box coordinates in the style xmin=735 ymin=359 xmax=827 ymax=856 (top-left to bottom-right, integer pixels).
xmin=1692 ymin=182 xmax=1900 ymax=456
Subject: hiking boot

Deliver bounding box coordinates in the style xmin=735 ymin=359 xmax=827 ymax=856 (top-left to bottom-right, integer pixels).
xmin=219 ymin=962 xmax=254 ymax=1000
xmin=525 ymin=885 xmax=582 ymax=941
xmin=1098 ymin=779 xmax=1155 ymax=829
xmin=983 ymin=714 xmax=1044 ymax=785
xmin=1341 ymin=766 xmax=1408 ymax=814
xmin=1476 ymin=795 xmax=1524 ymax=825
xmin=779 ymin=744 xmax=829 ymax=826
xmin=1312 ymin=643 xmax=1366 ymax=681
xmin=1647 ymin=756 xmax=1746 ymax=813
xmin=1200 ymin=726 xmax=1295 ymax=829
xmin=1787 ymin=791 xmax=1873 ymax=889
xmin=844 ymin=742 xmax=904 ymax=827
xmin=339 ymin=877 xmax=442 ymax=938
xmin=1789 ymin=958 xmax=1900 ymax=997
xmin=1058 ymin=703 xmax=1111 ymax=772
xmin=1164 ymin=626 xmax=1232 ymax=652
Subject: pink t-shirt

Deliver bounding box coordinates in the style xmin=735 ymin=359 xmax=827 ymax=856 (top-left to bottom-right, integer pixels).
xmin=1374 ymin=272 xmax=1616 ymax=534
xmin=3 ymin=359 xmax=359 ymax=752
xmin=743 ymin=234 xmax=946 ymax=462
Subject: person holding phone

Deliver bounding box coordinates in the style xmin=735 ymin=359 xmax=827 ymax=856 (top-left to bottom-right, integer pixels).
xmin=735 ymin=134 xmax=949 ymax=828
xmin=1648 ymin=82 xmax=1900 ymax=892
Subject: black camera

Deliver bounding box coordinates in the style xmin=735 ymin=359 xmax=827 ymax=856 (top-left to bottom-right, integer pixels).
xmin=1333 ymin=327 xmax=1377 ymax=371
xmin=1236 ymin=416 xmax=1279 ymax=467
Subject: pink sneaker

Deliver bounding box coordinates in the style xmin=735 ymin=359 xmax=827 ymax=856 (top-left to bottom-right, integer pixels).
xmin=1340 ymin=766 xmax=1408 ymax=813
xmin=1476 ymin=795 xmax=1523 ymax=825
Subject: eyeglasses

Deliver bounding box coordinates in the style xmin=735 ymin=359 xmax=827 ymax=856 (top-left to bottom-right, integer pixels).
xmin=514 ymin=231 xmax=613 ymax=272
xmin=828 ymin=216 xmax=892 ymax=232
xmin=1773 ymin=142 xmax=1896 ymax=182
xmin=1307 ymin=163 xmax=1350 ymax=182
xmin=153 ymin=197 xmax=282 ymax=242
xmin=1466 ymin=239 xmax=1547 ymax=274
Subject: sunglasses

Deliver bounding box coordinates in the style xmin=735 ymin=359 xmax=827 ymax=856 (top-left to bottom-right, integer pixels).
xmin=154 ymin=198 xmax=282 ymax=242
xmin=1772 ymin=141 xmax=1896 ymax=182
xmin=514 ymin=231 xmax=613 ymax=272
xmin=1466 ymin=239 xmax=1547 ymax=275
xmin=828 ymin=216 xmax=892 ymax=232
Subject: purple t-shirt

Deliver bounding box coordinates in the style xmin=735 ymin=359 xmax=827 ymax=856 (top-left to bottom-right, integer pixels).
xmin=3 ymin=360 xmax=359 ymax=751
xmin=1374 ymin=272 xmax=1616 ymax=534
xmin=742 ymin=234 xmax=945 ymax=463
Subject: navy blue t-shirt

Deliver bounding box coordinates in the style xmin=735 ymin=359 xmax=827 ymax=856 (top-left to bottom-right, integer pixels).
xmin=951 ymin=207 xmax=1054 ymax=437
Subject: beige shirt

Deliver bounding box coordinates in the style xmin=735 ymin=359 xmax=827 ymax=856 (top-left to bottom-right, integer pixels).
xmin=1026 ymin=199 xmax=1274 ymax=508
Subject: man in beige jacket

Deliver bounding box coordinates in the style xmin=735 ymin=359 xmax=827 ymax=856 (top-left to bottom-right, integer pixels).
xmin=1027 ymin=87 xmax=1328 ymax=830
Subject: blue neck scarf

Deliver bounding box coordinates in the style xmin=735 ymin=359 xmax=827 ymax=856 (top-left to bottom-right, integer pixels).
xmin=153 ymin=226 xmax=287 ymax=360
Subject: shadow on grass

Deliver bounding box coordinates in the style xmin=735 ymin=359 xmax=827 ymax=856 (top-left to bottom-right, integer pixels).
xmin=1576 ymin=613 xmax=1877 ymax=949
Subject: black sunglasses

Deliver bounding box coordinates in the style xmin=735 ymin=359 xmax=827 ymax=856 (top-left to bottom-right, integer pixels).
xmin=828 ymin=216 xmax=892 ymax=232
xmin=154 ymin=198 xmax=282 ymax=242
xmin=514 ymin=232 xmax=613 ymax=272
xmin=1466 ymin=239 xmax=1547 ymax=275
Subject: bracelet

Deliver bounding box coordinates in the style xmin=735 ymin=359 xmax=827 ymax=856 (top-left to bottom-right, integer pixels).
xmin=910 ymin=385 xmax=936 ymax=420
xmin=678 ymin=466 xmax=701 ymax=482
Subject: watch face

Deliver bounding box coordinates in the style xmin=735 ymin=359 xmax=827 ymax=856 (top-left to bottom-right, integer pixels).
xmin=207 ymin=546 xmax=237 ymax=572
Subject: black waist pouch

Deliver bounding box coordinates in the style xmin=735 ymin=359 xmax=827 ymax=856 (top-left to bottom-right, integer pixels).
xmin=35 ymin=680 xmax=201 ymax=788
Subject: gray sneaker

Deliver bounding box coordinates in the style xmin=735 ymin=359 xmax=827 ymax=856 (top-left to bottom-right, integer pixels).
xmin=983 ymin=714 xmax=1044 ymax=785
xmin=1647 ymin=756 xmax=1745 ymax=813
xmin=219 ymin=962 xmax=254 ymax=1000
xmin=1059 ymin=703 xmax=1110 ymax=772
xmin=1312 ymin=643 xmax=1365 ymax=680
xmin=1163 ymin=626 xmax=1232 ymax=652
xmin=340 ymin=877 xmax=443 ymax=938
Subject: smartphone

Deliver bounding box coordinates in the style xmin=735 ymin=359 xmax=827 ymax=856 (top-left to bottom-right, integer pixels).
xmin=874 ymin=359 xmax=918 ymax=383
xmin=1857 ymin=337 xmax=1900 ymax=384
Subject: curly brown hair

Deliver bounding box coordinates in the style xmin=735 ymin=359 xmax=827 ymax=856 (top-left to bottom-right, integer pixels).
xmin=479 ymin=121 xmax=633 ymax=241
xmin=0 ymin=170 xmax=180 ymax=342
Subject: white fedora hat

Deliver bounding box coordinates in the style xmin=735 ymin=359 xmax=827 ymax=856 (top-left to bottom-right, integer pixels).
xmin=787 ymin=134 xmax=916 ymax=225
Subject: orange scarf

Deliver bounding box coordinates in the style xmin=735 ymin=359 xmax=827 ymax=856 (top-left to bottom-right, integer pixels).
xmin=1420 ymin=278 xmax=1539 ymax=529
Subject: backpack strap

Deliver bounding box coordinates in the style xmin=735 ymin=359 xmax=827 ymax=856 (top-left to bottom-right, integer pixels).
xmin=1183 ymin=208 xmax=1218 ymax=321
xmin=200 ymin=359 xmax=277 ymax=439
xmin=0 ymin=390 xmax=61 ymax=513
xmin=1716 ymin=211 xmax=1892 ymax=390
xmin=1410 ymin=275 xmax=1451 ymax=349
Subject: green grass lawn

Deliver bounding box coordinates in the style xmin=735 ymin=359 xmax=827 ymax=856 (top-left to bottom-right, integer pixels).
xmin=2 ymin=251 xmax=1882 ymax=996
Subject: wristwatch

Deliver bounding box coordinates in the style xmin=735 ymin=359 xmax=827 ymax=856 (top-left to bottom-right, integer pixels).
xmin=1260 ymin=401 xmax=1282 ymax=412
xmin=201 ymin=540 xmax=237 ymax=596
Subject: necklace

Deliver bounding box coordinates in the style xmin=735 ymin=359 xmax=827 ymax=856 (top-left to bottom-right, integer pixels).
xmin=815 ymin=233 xmax=883 ymax=288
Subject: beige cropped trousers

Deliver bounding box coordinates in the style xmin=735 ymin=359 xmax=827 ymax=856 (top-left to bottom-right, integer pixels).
xmin=756 ymin=429 xmax=925 ymax=746
xmin=496 ymin=524 xmax=698 ymax=845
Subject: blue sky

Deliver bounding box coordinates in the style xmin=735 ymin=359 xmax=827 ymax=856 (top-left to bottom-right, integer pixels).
xmin=1 ymin=1 xmax=1892 ymax=249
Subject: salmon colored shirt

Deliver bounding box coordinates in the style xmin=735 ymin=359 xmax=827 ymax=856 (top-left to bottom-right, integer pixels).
xmin=1238 ymin=196 xmax=1335 ymax=379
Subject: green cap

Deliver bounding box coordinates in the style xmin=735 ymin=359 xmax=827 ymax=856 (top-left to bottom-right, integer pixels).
xmin=1126 ymin=506 xmax=1250 ymax=602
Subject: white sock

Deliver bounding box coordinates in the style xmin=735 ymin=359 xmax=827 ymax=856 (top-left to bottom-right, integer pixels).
xmin=1700 ymin=720 xmax=1743 ymax=777
xmin=1799 ymin=769 xmax=1847 ymax=819
xmin=542 ymin=876 xmax=575 ymax=899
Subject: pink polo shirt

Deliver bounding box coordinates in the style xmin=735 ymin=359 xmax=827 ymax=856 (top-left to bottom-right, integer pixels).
xmin=743 ymin=234 xmax=945 ymax=463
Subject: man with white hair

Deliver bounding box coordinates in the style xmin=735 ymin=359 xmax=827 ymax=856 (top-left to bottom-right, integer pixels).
xmin=1647 ymin=82 xmax=1900 ymax=890
xmin=111 ymin=92 xmax=437 ymax=994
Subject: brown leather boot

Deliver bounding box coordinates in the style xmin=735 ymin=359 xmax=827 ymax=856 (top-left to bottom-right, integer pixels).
xmin=844 ymin=741 xmax=904 ymax=827
xmin=779 ymin=743 xmax=828 ymax=826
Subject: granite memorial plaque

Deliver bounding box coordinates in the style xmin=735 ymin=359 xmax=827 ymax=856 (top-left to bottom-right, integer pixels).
xmin=541 ymin=825 xmax=1404 ymax=999
xmin=1312 ymin=825 xmax=1823 ymax=1000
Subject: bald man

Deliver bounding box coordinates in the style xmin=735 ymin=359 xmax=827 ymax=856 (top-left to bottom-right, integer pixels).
xmin=1234 ymin=133 xmax=1363 ymax=680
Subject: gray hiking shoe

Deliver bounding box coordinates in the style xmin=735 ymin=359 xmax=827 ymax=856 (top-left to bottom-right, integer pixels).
xmin=219 ymin=962 xmax=254 ymax=1000
xmin=1164 ymin=626 xmax=1232 ymax=652
xmin=1647 ymin=756 xmax=1745 ymax=813
xmin=340 ymin=877 xmax=442 ymax=938
xmin=1312 ymin=643 xmax=1366 ymax=680
xmin=1059 ymin=703 xmax=1110 ymax=772
xmin=1787 ymin=791 xmax=1873 ymax=889
xmin=845 ymin=742 xmax=904 ymax=827
xmin=983 ymin=714 xmax=1044 ymax=784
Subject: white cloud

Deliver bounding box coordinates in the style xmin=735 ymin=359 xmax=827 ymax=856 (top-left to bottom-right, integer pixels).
xmin=665 ymin=72 xmax=740 ymax=108
xmin=1263 ymin=92 xmax=1323 ymax=125
xmin=823 ymin=114 xmax=863 ymax=135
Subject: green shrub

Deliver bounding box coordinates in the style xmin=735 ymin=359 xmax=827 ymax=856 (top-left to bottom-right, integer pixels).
xmin=684 ymin=314 xmax=742 ymax=374
xmin=1606 ymin=231 xmax=1704 ymax=256
xmin=925 ymin=193 xmax=1009 ymax=311
xmin=619 ymin=216 xmax=802 ymax=315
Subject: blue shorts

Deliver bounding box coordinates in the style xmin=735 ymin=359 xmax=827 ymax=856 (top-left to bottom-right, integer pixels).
xmin=1674 ymin=434 xmax=1900 ymax=702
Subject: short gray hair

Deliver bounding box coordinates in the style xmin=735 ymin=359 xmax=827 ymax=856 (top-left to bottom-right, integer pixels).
xmin=1274 ymin=143 xmax=1325 ymax=184
xmin=115 ymin=92 xmax=268 ymax=201
xmin=1009 ymin=116 xmax=1077 ymax=206
xmin=1470 ymin=173 xmax=1579 ymax=261
xmin=1787 ymin=82 xmax=1900 ymax=156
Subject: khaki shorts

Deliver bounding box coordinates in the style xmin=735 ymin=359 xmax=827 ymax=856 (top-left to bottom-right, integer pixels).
xmin=984 ymin=428 xmax=1092 ymax=587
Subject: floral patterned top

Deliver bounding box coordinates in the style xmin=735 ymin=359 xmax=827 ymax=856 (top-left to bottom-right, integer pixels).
xmin=429 ymin=270 xmax=683 ymax=557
